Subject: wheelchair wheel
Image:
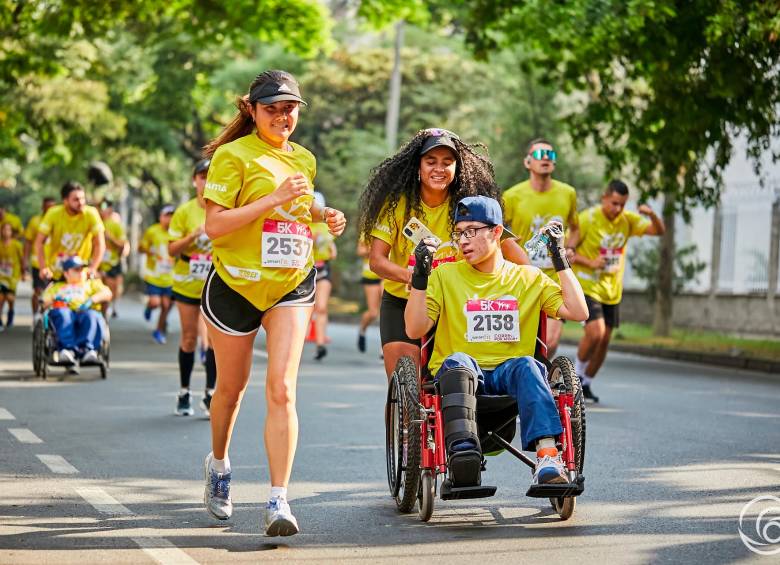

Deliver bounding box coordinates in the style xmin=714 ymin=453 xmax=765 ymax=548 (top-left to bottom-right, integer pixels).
xmin=32 ymin=319 xmax=43 ymax=377
xmin=418 ymin=469 xmax=435 ymax=522
xmin=548 ymin=356 xmax=586 ymax=521
xmin=385 ymin=355 xmax=421 ymax=513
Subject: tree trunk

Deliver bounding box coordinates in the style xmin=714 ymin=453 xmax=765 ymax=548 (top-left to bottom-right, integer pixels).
xmin=385 ymin=20 xmax=404 ymax=153
xmin=652 ymin=193 xmax=676 ymax=336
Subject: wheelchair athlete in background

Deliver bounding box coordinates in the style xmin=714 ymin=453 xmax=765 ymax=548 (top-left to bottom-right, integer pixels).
xmin=405 ymin=196 xmax=588 ymax=490
xmin=42 ymin=256 xmax=112 ymax=365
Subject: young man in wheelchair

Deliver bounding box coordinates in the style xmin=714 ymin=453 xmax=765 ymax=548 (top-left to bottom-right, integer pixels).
xmin=42 ymin=256 xmax=112 ymax=365
xmin=405 ymin=196 xmax=588 ymax=488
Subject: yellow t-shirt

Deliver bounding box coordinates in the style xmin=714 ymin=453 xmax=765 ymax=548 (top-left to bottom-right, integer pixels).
xmin=99 ymin=218 xmax=126 ymax=271
xmin=425 ymin=260 xmax=564 ymax=375
xmin=168 ymin=198 xmax=210 ymax=300
xmin=573 ymin=206 xmax=651 ymax=305
xmin=203 ymin=134 xmax=317 ymax=311
xmin=503 ymin=179 xmax=578 ymax=278
xmin=0 ymin=212 xmax=23 ymax=237
xmin=24 ymin=214 xmax=48 ymax=269
xmin=370 ymin=195 xmax=460 ymax=300
xmin=0 ymin=239 xmax=24 ymax=292
xmin=141 ymin=223 xmax=173 ymax=288
xmin=37 ymin=204 xmax=104 ymax=277
xmin=44 ymin=277 xmax=108 ymax=311
xmin=311 ymin=223 xmax=335 ymax=264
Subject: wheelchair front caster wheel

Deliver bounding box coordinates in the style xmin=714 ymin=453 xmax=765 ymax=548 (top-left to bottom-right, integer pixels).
xmin=419 ymin=470 xmax=435 ymax=522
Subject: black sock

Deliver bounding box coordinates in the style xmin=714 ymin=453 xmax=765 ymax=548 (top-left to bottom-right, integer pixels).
xmin=205 ymin=347 xmax=217 ymax=390
xmin=179 ymin=348 xmax=195 ymax=389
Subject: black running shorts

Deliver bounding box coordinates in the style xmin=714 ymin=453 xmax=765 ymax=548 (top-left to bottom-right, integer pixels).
xmin=379 ymin=290 xmax=420 ymax=347
xmin=584 ymin=295 xmax=620 ymax=328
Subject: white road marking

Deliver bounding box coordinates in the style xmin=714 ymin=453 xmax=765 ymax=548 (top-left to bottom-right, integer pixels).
xmin=75 ymin=487 xmax=132 ymax=515
xmin=132 ymin=537 xmax=200 ymax=565
xmin=0 ymin=407 xmax=15 ymax=420
xmin=36 ymin=454 xmax=79 ymax=474
xmin=9 ymin=428 xmax=43 ymax=444
xmin=253 ymin=348 xmax=268 ymax=358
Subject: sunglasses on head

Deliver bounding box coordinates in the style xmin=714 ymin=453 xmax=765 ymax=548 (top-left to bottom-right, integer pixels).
xmin=529 ymin=148 xmax=557 ymax=162
xmin=424 ymin=128 xmax=460 ymax=140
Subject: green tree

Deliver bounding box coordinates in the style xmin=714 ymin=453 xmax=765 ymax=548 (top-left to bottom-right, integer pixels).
xmin=450 ymin=0 xmax=780 ymax=335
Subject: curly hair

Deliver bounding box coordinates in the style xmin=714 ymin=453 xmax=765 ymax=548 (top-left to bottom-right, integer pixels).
xmin=358 ymin=129 xmax=501 ymax=243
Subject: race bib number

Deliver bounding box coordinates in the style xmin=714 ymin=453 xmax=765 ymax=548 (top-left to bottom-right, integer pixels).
xmin=0 ymin=261 xmax=12 ymax=277
xmin=189 ymin=253 xmax=212 ymax=280
xmin=600 ymin=247 xmax=623 ymax=274
xmin=529 ymin=245 xmax=552 ymax=269
xmin=465 ymin=299 xmax=519 ymax=342
xmin=261 ymin=220 xmax=312 ymax=269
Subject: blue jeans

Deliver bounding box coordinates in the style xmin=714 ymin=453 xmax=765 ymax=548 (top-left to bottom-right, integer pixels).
xmin=50 ymin=308 xmax=103 ymax=352
xmin=436 ymin=352 xmax=563 ymax=451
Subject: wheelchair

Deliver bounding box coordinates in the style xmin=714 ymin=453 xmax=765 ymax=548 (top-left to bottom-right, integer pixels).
xmin=32 ymin=307 xmax=111 ymax=380
xmin=385 ymin=313 xmax=585 ymax=522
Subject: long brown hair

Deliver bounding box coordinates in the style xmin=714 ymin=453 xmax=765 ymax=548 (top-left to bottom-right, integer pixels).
xmin=203 ymin=70 xmax=300 ymax=157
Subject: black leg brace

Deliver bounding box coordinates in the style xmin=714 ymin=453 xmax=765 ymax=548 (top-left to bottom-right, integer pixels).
xmin=439 ymin=367 xmax=482 ymax=487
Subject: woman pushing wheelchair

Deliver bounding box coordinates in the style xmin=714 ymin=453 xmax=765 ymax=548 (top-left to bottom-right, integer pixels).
xmin=404 ymin=195 xmax=588 ymax=489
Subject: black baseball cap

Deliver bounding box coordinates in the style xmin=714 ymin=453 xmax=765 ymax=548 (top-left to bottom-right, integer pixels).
xmin=420 ymin=128 xmax=459 ymax=157
xmin=249 ymin=78 xmax=307 ymax=106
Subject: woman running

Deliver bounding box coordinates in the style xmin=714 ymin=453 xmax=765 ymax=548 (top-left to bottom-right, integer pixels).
xmin=358 ymin=128 xmax=528 ymax=379
xmin=168 ymin=159 xmax=217 ymax=417
xmin=200 ymin=70 xmax=346 ymax=536
xmin=0 ymin=221 xmax=24 ymax=330
xmin=310 ymin=191 xmax=337 ymax=361
xmin=356 ymin=237 xmax=382 ymax=353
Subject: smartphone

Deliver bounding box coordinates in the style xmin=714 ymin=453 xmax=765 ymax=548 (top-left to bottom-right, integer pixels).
xmin=402 ymin=217 xmax=441 ymax=247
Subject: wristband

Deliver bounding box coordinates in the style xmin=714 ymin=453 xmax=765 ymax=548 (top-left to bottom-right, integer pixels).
xmin=551 ymin=248 xmax=571 ymax=272
xmin=411 ymin=272 xmax=428 ymax=291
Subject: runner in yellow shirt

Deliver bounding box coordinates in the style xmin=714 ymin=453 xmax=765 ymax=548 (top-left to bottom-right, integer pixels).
xmin=34 ymin=181 xmax=106 ymax=281
xmin=168 ymin=159 xmax=216 ymax=417
xmin=503 ymin=138 xmax=579 ymax=356
xmin=358 ymin=128 xmax=528 ymax=380
xmin=310 ymin=191 xmax=337 ymax=361
xmin=356 ymin=236 xmax=382 ymax=353
xmin=139 ymin=204 xmax=175 ymax=344
xmin=23 ymin=196 xmax=56 ymax=317
xmin=0 ymin=206 xmax=23 ymax=238
xmin=405 ymin=196 xmax=588 ymax=489
xmin=0 ymin=222 xmax=24 ymax=330
xmin=98 ymin=200 xmax=128 ymax=319
xmin=200 ymin=70 xmax=345 ymax=535
xmin=571 ymin=180 xmax=665 ymax=402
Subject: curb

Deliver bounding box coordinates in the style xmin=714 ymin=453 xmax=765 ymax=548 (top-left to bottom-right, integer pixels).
xmin=560 ymin=339 xmax=780 ymax=375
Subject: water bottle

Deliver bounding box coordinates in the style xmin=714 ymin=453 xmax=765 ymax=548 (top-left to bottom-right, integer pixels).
xmin=524 ymin=231 xmax=550 ymax=256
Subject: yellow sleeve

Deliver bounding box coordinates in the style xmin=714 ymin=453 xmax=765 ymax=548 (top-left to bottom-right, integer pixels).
xmin=37 ymin=208 xmax=55 ymax=236
xmin=627 ymin=210 xmax=652 ymax=237
xmin=577 ymin=209 xmax=591 ymax=241
xmin=568 ymin=188 xmax=579 ymax=227
xmin=203 ymin=145 xmax=244 ymax=209
xmin=538 ymin=272 xmax=565 ymax=318
xmin=89 ymin=278 xmax=109 ymax=296
xmin=369 ymin=202 xmax=394 ymax=246
xmin=87 ymin=208 xmax=105 ymax=235
xmin=502 ymin=190 xmax=516 ymax=228
xmin=168 ymin=208 xmax=187 ymax=240
xmin=24 ymin=218 xmax=38 ymax=241
xmin=43 ymin=282 xmax=60 ymax=302
xmin=425 ymin=268 xmax=443 ymax=324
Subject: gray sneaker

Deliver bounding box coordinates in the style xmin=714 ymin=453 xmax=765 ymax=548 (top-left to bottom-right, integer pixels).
xmin=264 ymin=497 xmax=299 ymax=537
xmin=176 ymin=391 xmax=194 ymax=416
xmin=203 ymin=453 xmax=232 ymax=520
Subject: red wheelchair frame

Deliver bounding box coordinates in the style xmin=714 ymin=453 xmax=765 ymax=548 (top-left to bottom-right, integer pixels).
xmin=386 ymin=312 xmax=585 ymax=522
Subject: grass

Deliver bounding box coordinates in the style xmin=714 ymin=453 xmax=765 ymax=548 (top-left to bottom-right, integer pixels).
xmin=561 ymin=322 xmax=780 ymax=362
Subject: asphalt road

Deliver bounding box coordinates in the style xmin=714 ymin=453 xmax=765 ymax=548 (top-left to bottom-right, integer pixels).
xmin=1 ymin=285 xmax=778 ymax=564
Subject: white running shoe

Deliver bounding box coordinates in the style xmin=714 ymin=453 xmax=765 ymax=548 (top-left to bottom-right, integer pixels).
xmin=532 ymin=452 xmax=568 ymax=485
xmin=81 ymin=349 xmax=99 ymax=364
xmin=203 ymin=453 xmax=232 ymax=520
xmin=58 ymin=349 xmax=76 ymax=365
xmin=264 ymin=497 xmax=299 ymax=537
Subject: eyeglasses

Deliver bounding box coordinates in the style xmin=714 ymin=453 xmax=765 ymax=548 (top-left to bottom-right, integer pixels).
xmin=424 ymin=128 xmax=460 ymax=140
xmin=529 ymin=148 xmax=557 ymax=162
xmin=451 ymin=225 xmax=495 ymax=241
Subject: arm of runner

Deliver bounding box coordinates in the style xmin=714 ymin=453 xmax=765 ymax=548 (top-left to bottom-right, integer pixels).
xmin=638 ymin=204 xmax=665 ymax=235
xmin=89 ymin=232 xmax=106 ymax=276
xmin=312 ymin=204 xmax=346 ymax=237
xmin=204 ymin=173 xmax=311 ymax=240
xmin=500 ymin=238 xmax=531 ymax=265
xmin=404 ymin=239 xmax=438 ymax=339
xmin=368 ymin=238 xmax=412 ymax=286
xmin=168 ymin=226 xmax=202 ymax=257
xmin=34 ymin=232 xmax=49 ymax=279
xmin=564 ymin=224 xmax=581 ymax=261
xmin=90 ymin=285 xmax=113 ymax=305
xmin=554 ymin=269 xmax=588 ymax=322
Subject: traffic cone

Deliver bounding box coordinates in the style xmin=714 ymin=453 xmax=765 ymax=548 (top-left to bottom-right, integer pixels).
xmin=305 ymin=318 xmax=316 ymax=342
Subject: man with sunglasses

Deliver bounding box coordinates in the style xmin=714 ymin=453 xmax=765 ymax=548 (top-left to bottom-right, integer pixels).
xmin=405 ymin=196 xmax=588 ymax=491
xmin=503 ymin=138 xmax=580 ymax=357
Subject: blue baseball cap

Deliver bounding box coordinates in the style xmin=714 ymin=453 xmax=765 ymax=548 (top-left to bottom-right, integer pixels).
xmin=61 ymin=256 xmax=86 ymax=271
xmin=454 ymin=196 xmax=518 ymax=240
